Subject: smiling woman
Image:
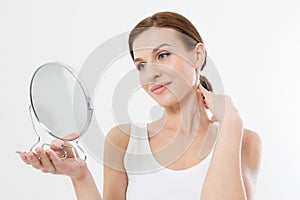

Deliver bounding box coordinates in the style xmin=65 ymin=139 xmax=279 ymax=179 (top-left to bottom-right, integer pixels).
xmin=19 ymin=11 xmax=262 ymax=200
xmin=103 ymin=11 xmax=263 ymax=200
xmin=130 ymin=27 xmax=205 ymax=108
xmin=129 ymin=12 xmax=213 ymax=92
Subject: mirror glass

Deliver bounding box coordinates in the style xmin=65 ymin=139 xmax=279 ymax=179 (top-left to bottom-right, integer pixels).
xmin=30 ymin=62 xmax=92 ymax=141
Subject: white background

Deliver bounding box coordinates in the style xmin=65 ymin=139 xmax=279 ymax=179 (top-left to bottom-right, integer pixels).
xmin=1 ymin=0 xmax=300 ymax=199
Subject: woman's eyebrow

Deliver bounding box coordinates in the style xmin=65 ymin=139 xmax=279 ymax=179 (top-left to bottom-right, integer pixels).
xmin=133 ymin=43 xmax=172 ymax=63
xmin=152 ymin=43 xmax=172 ymax=53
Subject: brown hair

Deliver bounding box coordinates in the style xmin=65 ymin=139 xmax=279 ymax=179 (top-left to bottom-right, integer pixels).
xmin=128 ymin=11 xmax=213 ymax=92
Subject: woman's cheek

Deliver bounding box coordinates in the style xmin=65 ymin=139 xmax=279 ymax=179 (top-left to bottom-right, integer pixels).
xmin=177 ymin=63 xmax=196 ymax=87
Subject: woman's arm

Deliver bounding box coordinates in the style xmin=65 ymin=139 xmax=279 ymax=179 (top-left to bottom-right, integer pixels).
xmin=241 ymin=128 xmax=263 ymax=200
xmin=200 ymin=117 xmax=247 ymax=199
xmin=20 ymin=144 xmax=102 ymax=200
xmin=71 ymin=166 xmax=102 ymax=200
xmin=71 ymin=124 xmax=131 ymax=200
xmin=201 ymin=118 xmax=262 ymax=200
xmin=72 ymin=124 xmax=130 ymax=200
xmin=198 ymin=85 xmax=262 ymax=199
xmin=102 ymin=124 xmax=130 ymax=200
xmin=20 ymin=124 xmax=131 ymax=200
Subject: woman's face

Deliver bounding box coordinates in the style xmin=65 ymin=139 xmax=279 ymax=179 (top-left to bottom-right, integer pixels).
xmin=132 ymin=27 xmax=202 ymax=107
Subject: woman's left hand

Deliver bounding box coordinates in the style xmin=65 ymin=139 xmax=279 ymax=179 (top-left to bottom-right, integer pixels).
xmin=197 ymin=84 xmax=243 ymax=125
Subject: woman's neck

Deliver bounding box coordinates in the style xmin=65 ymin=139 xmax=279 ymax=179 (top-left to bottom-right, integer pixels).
xmin=160 ymin=89 xmax=210 ymax=135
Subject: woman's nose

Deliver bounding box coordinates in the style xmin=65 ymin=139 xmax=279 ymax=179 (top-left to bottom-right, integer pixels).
xmin=146 ymin=64 xmax=162 ymax=82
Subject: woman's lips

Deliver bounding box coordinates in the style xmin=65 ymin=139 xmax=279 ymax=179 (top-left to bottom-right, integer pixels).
xmin=151 ymin=82 xmax=172 ymax=94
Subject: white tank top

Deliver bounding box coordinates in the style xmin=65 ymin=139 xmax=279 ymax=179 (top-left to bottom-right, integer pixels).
xmin=124 ymin=123 xmax=219 ymax=200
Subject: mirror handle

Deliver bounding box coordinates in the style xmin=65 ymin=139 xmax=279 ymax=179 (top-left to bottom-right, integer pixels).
xmin=74 ymin=139 xmax=87 ymax=163
xmin=59 ymin=142 xmax=87 ymax=163
xmin=28 ymin=106 xmax=86 ymax=162
xmin=41 ymin=143 xmax=67 ymax=159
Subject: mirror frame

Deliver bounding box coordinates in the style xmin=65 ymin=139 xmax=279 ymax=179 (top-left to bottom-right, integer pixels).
xmin=29 ymin=62 xmax=93 ymax=141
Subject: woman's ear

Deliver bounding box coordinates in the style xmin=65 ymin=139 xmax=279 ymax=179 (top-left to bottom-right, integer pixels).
xmin=193 ymin=67 xmax=200 ymax=91
xmin=194 ymin=43 xmax=206 ymax=69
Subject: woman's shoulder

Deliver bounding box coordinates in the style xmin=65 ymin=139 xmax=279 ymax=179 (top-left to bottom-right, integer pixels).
xmin=241 ymin=127 xmax=263 ymax=166
xmin=242 ymin=128 xmax=263 ymax=149
xmin=105 ymin=123 xmax=132 ymax=151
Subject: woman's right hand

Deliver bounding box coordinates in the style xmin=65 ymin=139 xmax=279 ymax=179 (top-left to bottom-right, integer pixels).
xmin=19 ymin=140 xmax=88 ymax=180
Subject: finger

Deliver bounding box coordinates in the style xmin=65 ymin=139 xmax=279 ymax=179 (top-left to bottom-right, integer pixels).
xmin=210 ymin=115 xmax=218 ymax=123
xmin=36 ymin=148 xmax=56 ymax=173
xmin=50 ymin=139 xmax=68 ymax=156
xmin=19 ymin=153 xmax=30 ymax=165
xmin=196 ymin=90 xmax=208 ymax=109
xmin=61 ymin=144 xmax=79 ymax=158
xmin=50 ymin=143 xmax=62 ymax=151
xmin=51 ymin=139 xmax=64 ymax=148
xmin=198 ymin=84 xmax=227 ymax=123
xmin=198 ymin=84 xmax=213 ymax=110
xmin=50 ymin=139 xmax=75 ymax=158
xmin=47 ymin=149 xmax=65 ymax=174
xmin=198 ymin=83 xmax=210 ymax=96
xmin=25 ymin=151 xmax=42 ymax=170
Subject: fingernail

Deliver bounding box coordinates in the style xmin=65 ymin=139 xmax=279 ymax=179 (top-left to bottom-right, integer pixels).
xmin=26 ymin=154 xmax=33 ymax=160
xmin=53 ymin=142 xmax=62 ymax=147
xmin=20 ymin=154 xmax=26 ymax=160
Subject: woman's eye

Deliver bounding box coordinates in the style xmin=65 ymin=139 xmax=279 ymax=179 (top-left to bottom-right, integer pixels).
xmin=158 ymin=52 xmax=170 ymax=60
xmin=137 ymin=63 xmax=146 ymax=71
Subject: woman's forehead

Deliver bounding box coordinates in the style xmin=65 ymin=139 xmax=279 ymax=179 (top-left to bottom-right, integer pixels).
xmin=132 ymin=28 xmax=185 ymax=51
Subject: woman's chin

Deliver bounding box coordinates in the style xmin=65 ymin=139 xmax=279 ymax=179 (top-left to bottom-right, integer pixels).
xmin=148 ymin=87 xmax=191 ymax=107
xmin=154 ymin=96 xmax=180 ymax=108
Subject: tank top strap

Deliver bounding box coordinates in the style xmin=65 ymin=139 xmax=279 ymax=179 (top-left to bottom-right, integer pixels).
xmin=124 ymin=123 xmax=161 ymax=174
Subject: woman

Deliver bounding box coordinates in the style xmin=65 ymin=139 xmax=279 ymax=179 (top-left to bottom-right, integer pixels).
xmin=19 ymin=11 xmax=262 ymax=200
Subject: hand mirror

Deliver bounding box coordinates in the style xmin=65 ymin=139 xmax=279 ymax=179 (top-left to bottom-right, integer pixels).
xmin=18 ymin=62 xmax=93 ymax=162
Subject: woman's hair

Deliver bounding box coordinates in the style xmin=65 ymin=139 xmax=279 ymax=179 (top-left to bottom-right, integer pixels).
xmin=128 ymin=11 xmax=213 ymax=92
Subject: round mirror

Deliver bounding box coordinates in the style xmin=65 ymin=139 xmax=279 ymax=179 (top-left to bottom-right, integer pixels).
xmin=29 ymin=62 xmax=93 ymax=141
